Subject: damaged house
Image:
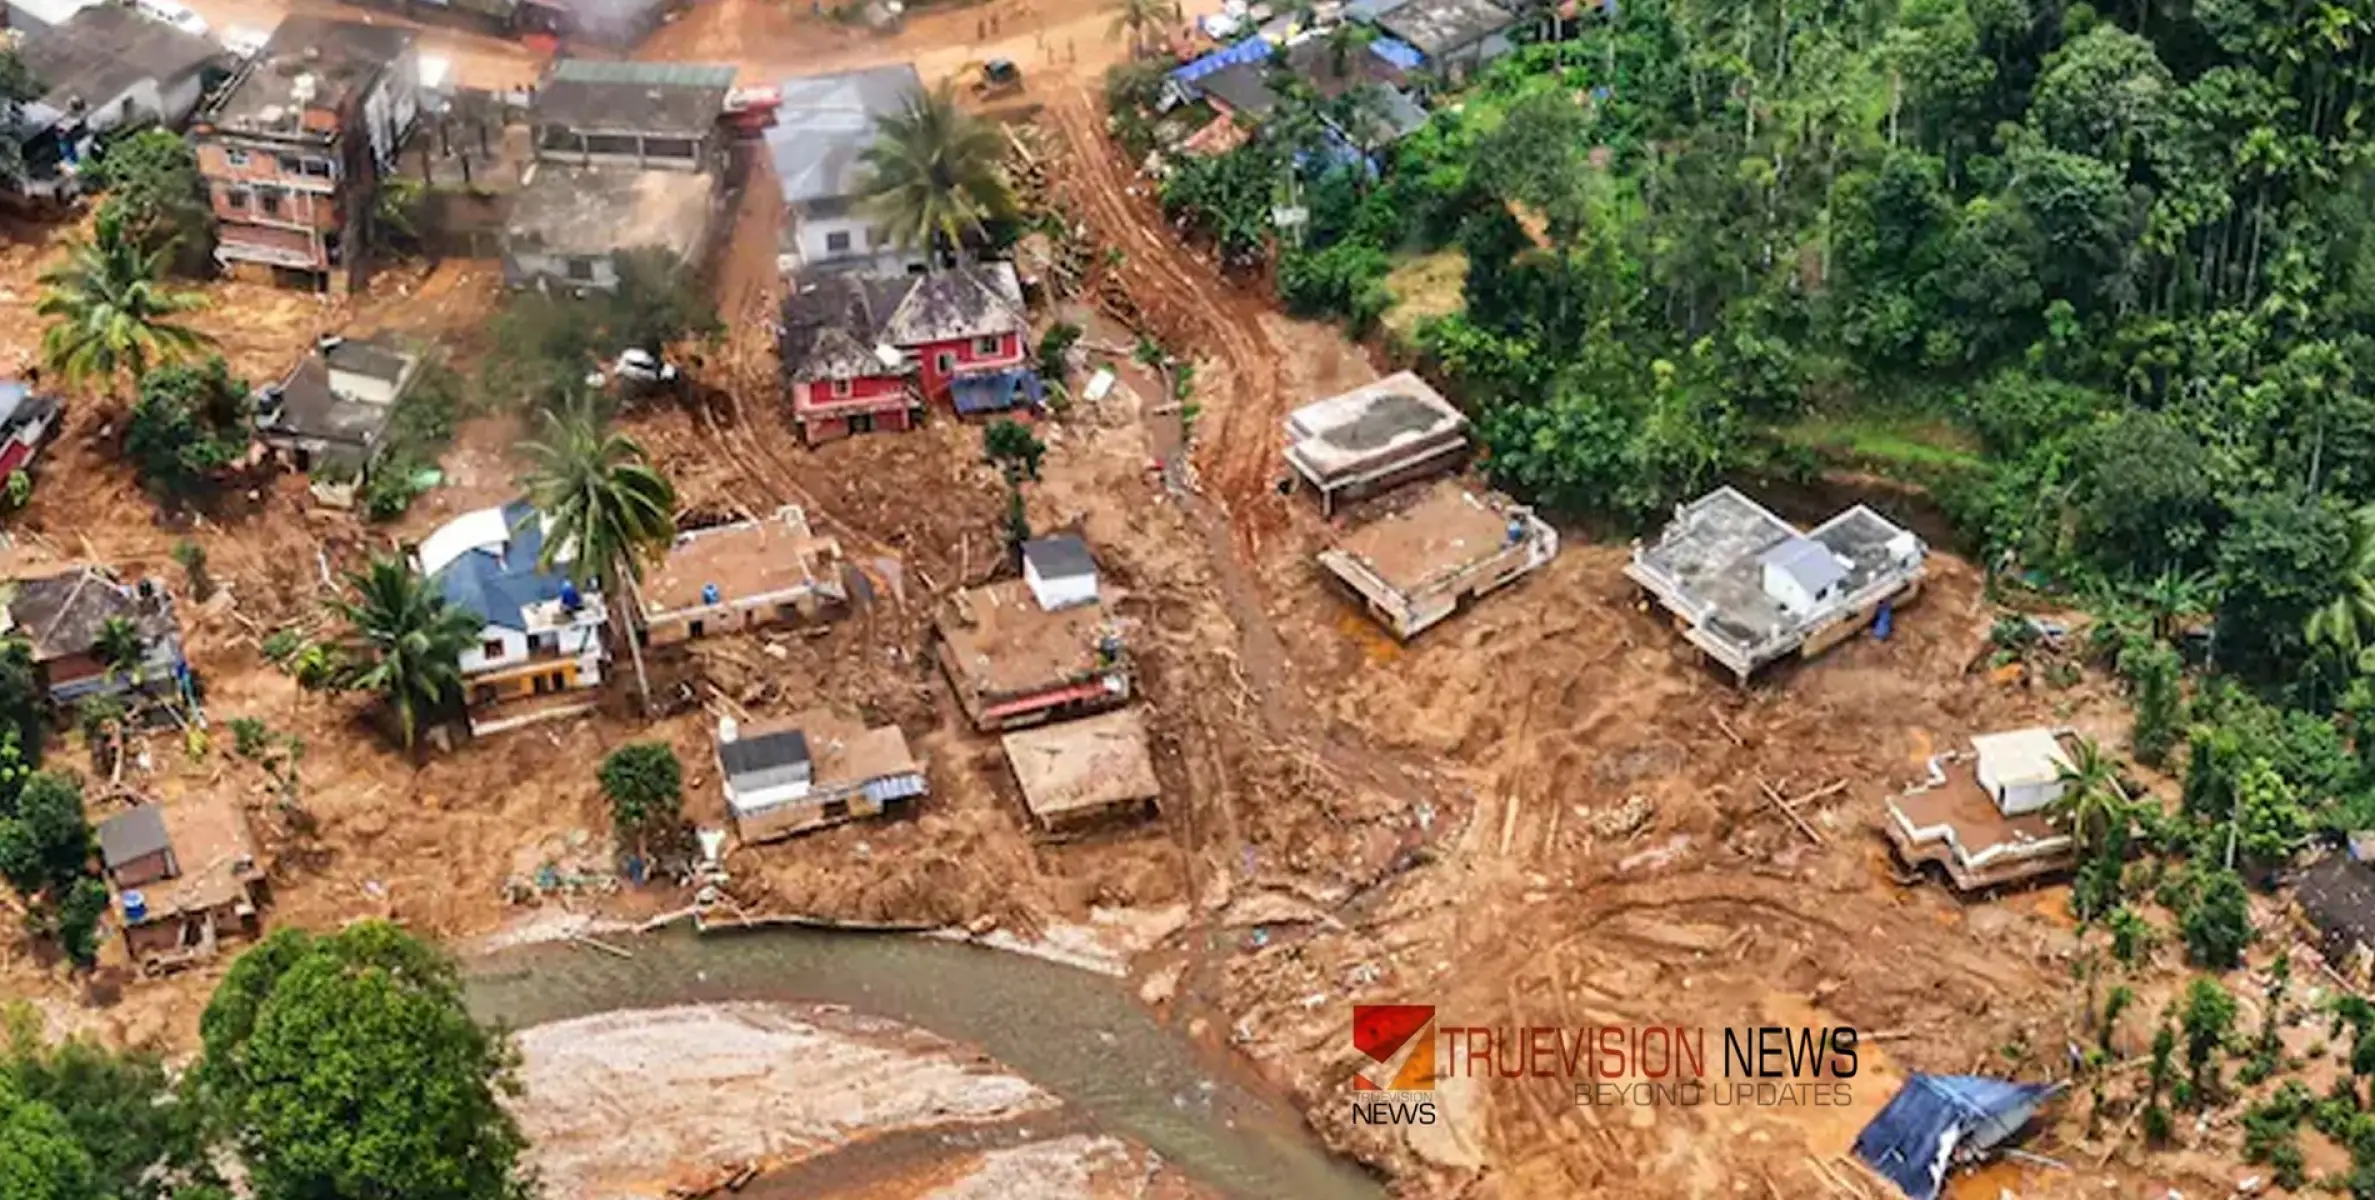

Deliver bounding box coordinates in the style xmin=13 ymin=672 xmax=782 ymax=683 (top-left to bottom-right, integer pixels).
xmin=1284 ymin=372 xmax=1470 ymax=514
xmin=778 ymin=262 xmax=1037 ymax=444
xmin=504 ymin=58 xmax=734 ymax=291
xmin=1626 ymin=486 xmax=1926 ymax=682
xmin=1884 ymin=728 xmax=2088 ymax=892
xmin=636 ymin=505 xmax=849 ymax=647
xmin=936 ymin=534 xmax=1131 ymax=731
xmin=715 ymin=710 xmax=927 ymax=843
xmin=1 ymin=564 xmax=185 ymax=704
xmin=1320 ymin=480 xmax=1557 ymax=639
xmin=1002 ymin=706 xmax=1161 ymax=833
xmin=1 ymin=3 xmax=225 ymax=205
xmin=99 ymin=797 xmax=268 ymax=972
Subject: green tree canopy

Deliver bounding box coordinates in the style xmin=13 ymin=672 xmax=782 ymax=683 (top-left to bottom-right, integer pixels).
xmin=86 ymin=130 xmax=211 ymax=257
xmin=35 ymin=207 xmax=212 ymax=395
xmin=196 ymin=923 xmax=530 ymax=1200
xmin=858 ymin=83 xmax=1017 ymax=259
xmin=517 ymin=402 xmax=675 ymax=711
xmin=123 ymin=356 xmax=253 ymax=503
xmin=598 ymin=741 xmax=682 ymax=855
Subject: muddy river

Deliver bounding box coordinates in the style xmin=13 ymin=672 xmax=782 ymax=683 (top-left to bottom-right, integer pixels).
xmin=465 ymin=923 xmax=1383 ymax=1200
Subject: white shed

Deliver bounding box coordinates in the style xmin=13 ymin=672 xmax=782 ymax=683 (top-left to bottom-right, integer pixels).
xmin=1022 ymin=535 xmax=1099 ymax=612
xmin=1972 ymin=728 xmax=2073 ymax=816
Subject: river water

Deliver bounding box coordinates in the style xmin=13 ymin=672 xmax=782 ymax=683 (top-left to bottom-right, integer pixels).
xmin=465 ymin=923 xmax=1384 ymax=1200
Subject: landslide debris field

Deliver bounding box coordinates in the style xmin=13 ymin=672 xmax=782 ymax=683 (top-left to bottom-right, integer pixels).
xmin=0 ymin=15 xmax=2229 ymax=1199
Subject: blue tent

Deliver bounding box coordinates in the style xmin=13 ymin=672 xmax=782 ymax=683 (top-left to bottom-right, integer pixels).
xmin=1852 ymin=1074 xmax=2057 ymax=1200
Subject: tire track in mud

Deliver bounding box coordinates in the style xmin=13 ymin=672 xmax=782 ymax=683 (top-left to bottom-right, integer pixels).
xmin=1043 ymin=90 xmax=1293 ymax=541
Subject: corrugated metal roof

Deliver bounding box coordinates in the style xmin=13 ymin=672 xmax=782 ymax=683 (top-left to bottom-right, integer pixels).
xmin=547 ymin=59 xmax=738 ymax=88
xmin=1854 ymin=1075 xmax=2055 ymax=1200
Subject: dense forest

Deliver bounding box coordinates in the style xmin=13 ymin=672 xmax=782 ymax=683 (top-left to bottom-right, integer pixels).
xmin=1141 ymin=0 xmax=2375 ymax=1177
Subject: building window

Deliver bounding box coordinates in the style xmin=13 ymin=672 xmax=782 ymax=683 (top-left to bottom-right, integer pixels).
xmin=688 ymin=619 xmax=705 ymax=638
xmin=276 ymin=153 xmax=302 ymax=174
xmin=225 ymin=147 xmax=250 ymax=167
xmin=565 ymin=258 xmax=594 ymax=282
xmin=644 ymin=136 xmax=697 ymax=161
xmin=973 ymin=335 xmax=1003 ymax=357
xmin=300 ymin=157 xmax=334 ymax=179
xmin=258 ymin=189 xmax=281 ymax=217
xmin=824 ymin=230 xmax=851 ymax=253
xmin=222 ymin=187 xmax=249 ymax=210
xmin=934 ymin=351 xmax=954 ymax=375
xmin=831 ymin=378 xmax=851 ymax=397
xmin=481 ymin=639 xmax=504 ymax=660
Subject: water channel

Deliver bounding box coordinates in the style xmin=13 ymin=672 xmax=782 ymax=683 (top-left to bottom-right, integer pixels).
xmin=465 ymin=923 xmax=1385 ymax=1200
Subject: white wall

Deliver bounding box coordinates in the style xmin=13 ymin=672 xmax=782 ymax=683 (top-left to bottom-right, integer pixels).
xmin=1761 ymin=562 xmax=1820 ymax=616
xmin=457 ymin=616 xmax=606 ymax=680
xmin=1024 ymin=562 xmax=1099 ymax=612
xmin=789 ymin=212 xmax=924 ymax=275
xmin=328 ymin=364 xmax=402 ymax=405
xmin=508 ymin=250 xmax=621 ymax=292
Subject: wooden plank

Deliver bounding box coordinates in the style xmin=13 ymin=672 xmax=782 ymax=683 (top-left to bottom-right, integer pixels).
xmin=1759 ymin=778 xmax=1827 ymax=845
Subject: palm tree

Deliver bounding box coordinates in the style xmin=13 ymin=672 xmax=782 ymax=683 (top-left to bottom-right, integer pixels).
xmin=35 ymin=207 xmax=211 ymax=395
xmin=91 ymin=616 xmax=146 ymax=684
xmin=1110 ymin=0 xmax=1170 ymax=56
xmin=329 ymin=556 xmax=482 ymax=749
xmin=856 ymin=83 xmax=1017 ymax=262
xmin=2051 ymin=735 xmax=2128 ymax=857
xmin=2308 ymin=504 xmax=2375 ymax=668
xmin=2138 ymin=566 xmax=2216 ymax=646
xmin=517 ymin=401 xmax=676 ymax=713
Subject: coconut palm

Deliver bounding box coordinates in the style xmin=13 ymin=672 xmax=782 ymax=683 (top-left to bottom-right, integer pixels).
xmin=91 ymin=616 xmax=146 ymax=683
xmin=35 ymin=206 xmax=211 ymax=395
xmin=2051 ymin=735 xmax=2128 ymax=857
xmin=1110 ymin=0 xmax=1171 ymax=56
xmin=329 ymin=555 xmax=483 ymax=749
xmin=2307 ymin=504 xmax=2375 ymax=669
xmin=516 ymin=401 xmax=676 ymax=713
xmin=856 ymin=83 xmax=1017 ymax=261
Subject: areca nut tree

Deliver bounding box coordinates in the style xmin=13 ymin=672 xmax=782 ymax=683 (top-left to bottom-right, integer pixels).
xmin=329 ymin=556 xmax=482 ymax=749
xmin=35 ymin=206 xmax=211 ymax=395
xmin=2307 ymin=503 xmax=2375 ymax=671
xmin=856 ymin=83 xmax=1017 ymax=261
xmin=517 ymin=401 xmax=676 ymax=713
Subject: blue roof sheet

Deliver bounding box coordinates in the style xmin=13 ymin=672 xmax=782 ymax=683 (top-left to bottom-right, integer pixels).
xmin=432 ymin=499 xmax=589 ymax=631
xmin=1169 ymin=36 xmax=1274 ymax=87
xmin=950 ymin=367 xmax=1046 ymax=414
xmin=1368 ymin=36 xmax=1423 ymax=70
xmin=1853 ymin=1075 xmax=2055 ymax=1200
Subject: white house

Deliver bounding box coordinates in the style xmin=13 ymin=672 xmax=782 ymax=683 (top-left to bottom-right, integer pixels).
xmin=768 ymin=64 xmax=932 ymax=276
xmin=1022 ymin=535 xmax=1099 ymax=612
xmin=417 ymin=500 xmax=608 ymax=733
xmin=1759 ymin=536 xmax=1848 ymax=618
xmin=1971 ymin=728 xmax=2074 ymax=816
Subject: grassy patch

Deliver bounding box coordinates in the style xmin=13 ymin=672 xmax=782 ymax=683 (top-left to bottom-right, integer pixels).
xmin=1380 ymin=248 xmax=1468 ymax=343
xmin=1776 ymin=409 xmax=1987 ymax=474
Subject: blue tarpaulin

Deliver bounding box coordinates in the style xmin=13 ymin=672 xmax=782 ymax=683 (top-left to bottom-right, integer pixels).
xmin=1368 ymin=36 xmax=1423 ymax=70
xmin=1853 ymin=1075 xmax=2056 ymax=1200
xmin=1169 ymin=36 xmax=1275 ymax=88
xmin=950 ymin=367 xmax=1046 ymax=414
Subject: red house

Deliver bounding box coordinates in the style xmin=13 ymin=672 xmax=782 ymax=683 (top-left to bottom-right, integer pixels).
xmin=779 ymin=263 xmax=1038 ymax=445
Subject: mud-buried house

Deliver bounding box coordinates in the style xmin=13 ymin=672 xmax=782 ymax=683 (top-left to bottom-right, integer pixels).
xmin=1320 ymin=480 xmax=1557 ymax=639
xmin=936 ymin=535 xmax=1130 ymax=731
xmin=253 ymin=334 xmax=422 ymax=485
xmin=1002 ymin=706 xmax=1161 ymax=833
xmin=1884 ymin=728 xmax=2085 ymax=892
xmin=1 ymin=564 xmax=186 ymax=705
xmin=98 ymin=796 xmax=268 ymax=972
xmin=1626 ymin=486 xmax=1926 ymax=682
xmin=636 ymin=505 xmax=849 ymax=647
xmin=1284 ymin=372 xmax=1470 ymax=514
xmin=715 ymin=710 xmax=927 ymax=843
xmin=193 ymin=17 xmax=419 ymax=287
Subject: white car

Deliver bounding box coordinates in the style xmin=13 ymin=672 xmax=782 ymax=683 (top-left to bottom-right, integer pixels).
xmin=128 ymin=0 xmax=209 ymax=38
